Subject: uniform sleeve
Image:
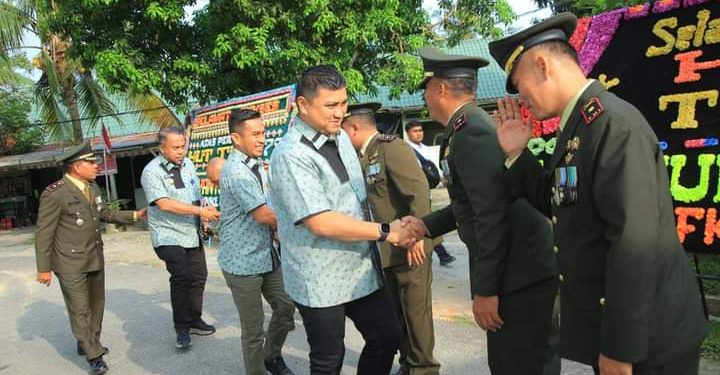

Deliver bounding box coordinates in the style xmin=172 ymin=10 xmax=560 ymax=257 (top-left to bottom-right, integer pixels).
xmin=270 ymin=152 xmax=333 ymax=224
xmin=222 ymin=171 xmax=266 ymax=214
xmin=383 ymin=140 xmax=431 ymax=218
xmin=93 ymin=184 xmax=135 ymax=224
xmin=141 ymin=164 xmax=169 ymax=205
xmin=593 ymin=112 xmax=660 ymax=363
xmin=453 ymin=121 xmax=511 ymax=297
xmin=35 ymin=190 xmax=60 ymax=272
xmin=504 ymin=148 xmax=552 ymax=217
xmin=422 ymin=205 xmax=457 ymax=237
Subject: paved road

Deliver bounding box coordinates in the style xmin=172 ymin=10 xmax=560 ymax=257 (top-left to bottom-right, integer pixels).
xmin=1 ymin=225 xmax=717 ymax=375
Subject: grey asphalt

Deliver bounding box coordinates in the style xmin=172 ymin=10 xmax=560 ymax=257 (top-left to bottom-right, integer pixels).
xmin=1 ymin=225 xmax=717 ymax=375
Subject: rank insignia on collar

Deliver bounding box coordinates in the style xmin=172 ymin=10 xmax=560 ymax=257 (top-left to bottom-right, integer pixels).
xmin=581 ymin=97 xmax=604 ymax=125
xmin=453 ymin=113 xmax=468 ymax=131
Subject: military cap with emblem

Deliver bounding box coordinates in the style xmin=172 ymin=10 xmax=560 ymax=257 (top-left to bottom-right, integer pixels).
xmin=343 ymin=102 xmax=382 ymax=121
xmin=417 ymin=47 xmax=489 ymax=89
xmin=64 ymin=140 xmax=99 ymax=164
xmin=488 ymin=12 xmax=577 ymax=94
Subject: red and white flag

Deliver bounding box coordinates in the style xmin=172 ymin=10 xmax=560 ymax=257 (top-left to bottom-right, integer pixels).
xmin=101 ymin=123 xmax=113 ymax=154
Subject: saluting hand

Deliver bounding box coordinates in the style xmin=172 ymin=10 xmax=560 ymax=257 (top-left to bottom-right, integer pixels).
xmin=598 ymin=354 xmax=632 ymax=375
xmin=36 ymin=271 xmax=52 ymax=287
xmin=473 ymin=295 xmax=503 ymax=332
xmin=494 ymin=96 xmax=533 ymax=159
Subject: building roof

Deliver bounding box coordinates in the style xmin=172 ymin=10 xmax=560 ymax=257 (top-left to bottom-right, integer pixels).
xmin=355 ymin=39 xmax=507 ymax=111
xmin=0 ymin=131 xmax=158 ymax=172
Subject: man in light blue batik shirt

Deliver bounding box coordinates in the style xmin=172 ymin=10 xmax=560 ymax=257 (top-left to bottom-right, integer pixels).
xmin=218 ymin=109 xmax=295 ymax=375
xmin=270 ymin=65 xmax=415 ymax=375
xmin=141 ymin=127 xmax=220 ymax=351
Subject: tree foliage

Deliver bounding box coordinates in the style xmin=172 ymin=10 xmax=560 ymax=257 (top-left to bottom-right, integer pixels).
xmin=0 ymin=0 xmax=180 ymax=145
xmin=534 ymin=0 xmax=647 ymax=17
xmin=0 ymin=86 xmax=43 ymax=155
xmin=48 ymin=0 xmax=515 ymax=106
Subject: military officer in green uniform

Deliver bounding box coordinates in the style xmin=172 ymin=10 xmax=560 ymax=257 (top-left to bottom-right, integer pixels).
xmin=34 ymin=141 xmax=145 ymax=375
xmin=401 ymin=47 xmax=559 ymax=375
xmin=489 ymin=13 xmax=707 ymax=375
xmin=341 ymin=103 xmax=440 ymax=375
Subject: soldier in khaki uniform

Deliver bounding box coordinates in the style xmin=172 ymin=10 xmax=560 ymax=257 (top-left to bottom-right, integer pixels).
xmin=34 ymin=141 xmax=145 ymax=375
xmin=342 ymin=103 xmax=440 ymax=375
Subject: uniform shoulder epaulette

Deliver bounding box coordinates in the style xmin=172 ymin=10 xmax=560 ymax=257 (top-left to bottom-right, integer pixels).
xmin=453 ymin=113 xmax=468 ymax=131
xmin=581 ymin=97 xmax=604 ymax=125
xmin=44 ymin=180 xmax=65 ymax=194
xmin=377 ymin=134 xmax=397 ymax=142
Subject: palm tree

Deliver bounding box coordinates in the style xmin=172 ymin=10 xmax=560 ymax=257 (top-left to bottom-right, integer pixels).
xmin=0 ymin=0 xmax=179 ymax=145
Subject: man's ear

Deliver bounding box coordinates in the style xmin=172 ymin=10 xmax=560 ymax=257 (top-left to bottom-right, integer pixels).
xmin=230 ymin=132 xmax=241 ymax=145
xmin=534 ymin=53 xmax=549 ymax=80
xmin=296 ymin=96 xmax=310 ymax=115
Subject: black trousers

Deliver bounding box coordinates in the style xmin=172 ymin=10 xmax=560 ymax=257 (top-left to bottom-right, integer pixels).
xmin=154 ymin=245 xmax=208 ymax=332
xmin=295 ymin=288 xmax=402 ymax=375
xmin=487 ymin=277 xmax=560 ymax=375
xmin=592 ymin=347 xmax=700 ymax=375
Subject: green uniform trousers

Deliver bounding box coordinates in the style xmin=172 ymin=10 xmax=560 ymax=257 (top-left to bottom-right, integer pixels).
xmin=487 ymin=277 xmax=560 ymax=375
xmin=385 ymin=260 xmax=440 ymax=375
xmin=223 ymin=268 xmax=295 ymax=375
xmin=55 ymin=270 xmax=105 ymax=360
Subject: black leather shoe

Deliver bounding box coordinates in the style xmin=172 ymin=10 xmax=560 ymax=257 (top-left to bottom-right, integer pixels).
xmin=265 ymin=356 xmax=295 ymax=375
xmin=439 ymin=254 xmax=456 ymax=266
xmin=88 ymin=356 xmax=109 ymax=375
xmin=77 ymin=343 xmax=109 ymax=356
xmin=189 ymin=319 xmax=216 ymax=336
xmin=175 ymin=330 xmax=192 ymax=351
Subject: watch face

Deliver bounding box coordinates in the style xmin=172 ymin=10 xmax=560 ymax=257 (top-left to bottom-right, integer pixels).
xmin=381 ymin=223 xmax=390 ymax=233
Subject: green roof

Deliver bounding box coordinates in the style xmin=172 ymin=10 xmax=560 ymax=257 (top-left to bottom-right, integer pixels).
xmin=29 ymin=91 xmax=183 ymax=141
xmin=355 ymin=39 xmax=507 ymax=110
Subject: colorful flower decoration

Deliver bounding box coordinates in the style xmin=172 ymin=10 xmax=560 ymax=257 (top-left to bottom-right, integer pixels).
xmin=624 ymin=3 xmax=651 ymax=19
xmin=653 ymin=0 xmax=682 ymax=13
xmin=579 ymin=8 xmax=625 ymax=75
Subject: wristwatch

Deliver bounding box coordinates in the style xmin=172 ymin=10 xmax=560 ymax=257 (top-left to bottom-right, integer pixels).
xmin=377 ymin=223 xmax=390 ymax=242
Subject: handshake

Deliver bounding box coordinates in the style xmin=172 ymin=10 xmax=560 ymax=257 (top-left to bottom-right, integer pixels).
xmin=387 ymin=216 xmax=430 ymax=266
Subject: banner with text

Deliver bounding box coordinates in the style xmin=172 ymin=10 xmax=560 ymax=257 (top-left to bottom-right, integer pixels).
xmin=526 ymin=0 xmax=720 ymax=253
xmin=188 ymin=85 xmax=296 ymax=206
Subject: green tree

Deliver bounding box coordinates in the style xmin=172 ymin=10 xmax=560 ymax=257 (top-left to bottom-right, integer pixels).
xmin=47 ymin=0 xmax=515 ymax=105
xmin=533 ymin=0 xmax=647 ymax=16
xmin=0 ymin=86 xmax=42 ymax=155
xmin=0 ymin=0 xmax=180 ymax=145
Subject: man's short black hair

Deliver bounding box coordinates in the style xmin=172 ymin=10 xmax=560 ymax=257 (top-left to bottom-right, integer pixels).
xmin=405 ymin=121 xmax=423 ymax=132
xmin=297 ymin=65 xmax=347 ymax=100
xmin=228 ymin=108 xmax=262 ymax=134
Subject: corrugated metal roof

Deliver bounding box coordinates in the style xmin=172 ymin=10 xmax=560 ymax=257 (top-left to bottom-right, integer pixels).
xmin=0 ymin=131 xmax=157 ymax=172
xmin=28 ymin=90 xmax=183 ymax=141
xmin=355 ymin=39 xmax=507 ymax=110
